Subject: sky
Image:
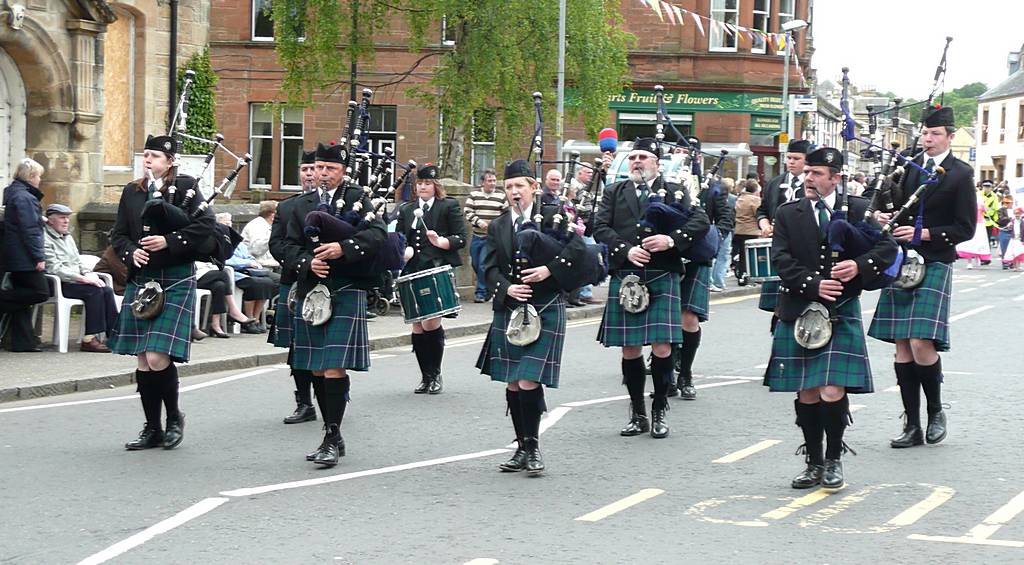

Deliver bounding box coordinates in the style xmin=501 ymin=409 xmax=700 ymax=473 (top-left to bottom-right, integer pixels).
xmin=811 ymin=1 xmax=1022 ymax=98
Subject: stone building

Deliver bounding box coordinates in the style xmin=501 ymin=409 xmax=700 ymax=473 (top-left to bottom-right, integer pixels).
xmin=976 ymin=43 xmax=1024 ymax=185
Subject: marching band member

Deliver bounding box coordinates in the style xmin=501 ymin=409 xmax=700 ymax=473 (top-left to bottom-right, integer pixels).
xmin=280 ymin=142 xmax=387 ymax=467
xmin=868 ymin=106 xmax=976 ymax=448
xmin=109 ymin=134 xmax=215 ymax=450
xmin=395 ymin=164 xmax=467 ymax=395
xmin=593 ymin=138 xmax=710 ymax=439
xmin=756 ymin=140 xmax=811 ymax=328
xmin=476 ymin=159 xmax=586 ymax=475
xmin=270 ymin=148 xmax=319 ymax=424
xmin=764 ymin=147 xmax=898 ymax=489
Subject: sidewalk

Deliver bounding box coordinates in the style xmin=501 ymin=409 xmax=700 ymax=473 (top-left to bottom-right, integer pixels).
xmin=0 ymin=284 xmax=758 ymax=402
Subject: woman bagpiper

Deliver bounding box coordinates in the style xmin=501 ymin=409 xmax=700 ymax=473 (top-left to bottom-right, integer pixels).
xmin=476 ymin=160 xmax=586 ymax=475
xmin=395 ymin=164 xmax=467 ymax=394
xmin=109 ymin=135 xmax=215 ymax=450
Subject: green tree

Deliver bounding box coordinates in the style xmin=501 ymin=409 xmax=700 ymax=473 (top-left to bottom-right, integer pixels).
xmin=176 ymin=48 xmax=218 ymax=154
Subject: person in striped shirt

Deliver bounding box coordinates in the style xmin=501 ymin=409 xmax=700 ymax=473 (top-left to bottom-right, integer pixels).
xmin=464 ymin=169 xmax=507 ymax=302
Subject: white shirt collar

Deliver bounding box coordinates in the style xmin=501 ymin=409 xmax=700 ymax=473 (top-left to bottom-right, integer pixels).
xmin=512 ymin=202 xmax=534 ymax=224
xmin=923 ymin=149 xmax=950 ymax=168
xmin=320 ymin=186 xmax=337 ymax=201
xmin=419 ymin=197 xmax=436 ymax=209
xmin=811 ymin=190 xmax=837 ymax=225
xmin=636 ymin=174 xmax=660 ymax=192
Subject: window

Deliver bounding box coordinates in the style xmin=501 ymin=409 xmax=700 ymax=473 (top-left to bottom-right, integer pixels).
xmin=1018 ymin=103 xmax=1024 ymax=141
xmin=982 ymin=107 xmax=989 ymax=143
xmin=441 ymin=15 xmax=456 ymax=46
xmin=249 ymin=105 xmax=273 ymax=189
xmin=752 ymin=0 xmax=770 ymax=54
xmin=1000 ymin=103 xmax=1006 ymax=143
xmin=281 ymin=108 xmax=304 ymax=189
xmin=252 ymin=0 xmax=274 ymax=41
xmin=777 ymin=0 xmax=795 ymax=55
xmin=471 ymin=109 xmax=496 ymax=187
xmin=709 ymin=0 xmax=738 ymax=52
xmin=1017 ymin=161 xmax=1023 ymax=178
xmin=102 ymin=9 xmax=135 ymax=168
xmin=617 ymin=113 xmax=693 ymax=143
xmin=354 ymin=105 xmax=397 ymax=187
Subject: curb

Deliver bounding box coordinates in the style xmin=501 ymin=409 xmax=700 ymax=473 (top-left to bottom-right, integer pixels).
xmin=0 ymin=286 xmax=758 ymax=403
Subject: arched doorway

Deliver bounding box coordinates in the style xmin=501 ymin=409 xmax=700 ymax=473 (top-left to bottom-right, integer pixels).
xmin=0 ymin=47 xmax=26 ymax=189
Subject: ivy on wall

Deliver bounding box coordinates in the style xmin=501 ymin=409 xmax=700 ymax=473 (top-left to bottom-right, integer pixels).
xmin=176 ymin=48 xmax=219 ymax=155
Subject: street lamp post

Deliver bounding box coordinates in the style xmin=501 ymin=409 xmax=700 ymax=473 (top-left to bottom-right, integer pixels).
xmin=779 ymin=18 xmax=808 ymax=175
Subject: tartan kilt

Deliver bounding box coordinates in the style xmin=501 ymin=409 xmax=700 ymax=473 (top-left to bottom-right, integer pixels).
xmin=291 ymin=287 xmax=370 ymax=371
xmin=867 ymin=261 xmax=952 ymax=352
xmin=680 ymin=263 xmax=711 ymax=321
xmin=270 ymin=283 xmax=293 ymax=348
xmin=598 ymin=270 xmax=683 ymax=347
xmin=758 ymin=280 xmax=782 ymax=312
xmin=763 ymin=298 xmax=873 ymax=393
xmin=476 ymin=297 xmax=566 ymax=388
xmin=109 ymin=263 xmax=195 ymax=364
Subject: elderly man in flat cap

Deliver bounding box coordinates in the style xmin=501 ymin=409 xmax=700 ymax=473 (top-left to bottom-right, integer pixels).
xmin=43 ymin=203 xmax=118 ymax=352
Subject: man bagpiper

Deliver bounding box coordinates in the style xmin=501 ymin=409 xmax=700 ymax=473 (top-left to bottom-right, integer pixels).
xmin=868 ymin=105 xmax=977 ymax=448
xmin=395 ymin=163 xmax=467 ymax=395
xmin=270 ymin=148 xmax=319 ymax=424
xmin=593 ymin=138 xmax=710 ymax=439
xmin=764 ymin=147 xmax=898 ymax=489
xmin=281 ymin=141 xmax=387 ymax=467
xmin=756 ymin=140 xmax=811 ymax=329
xmin=476 ymin=159 xmax=586 ymax=475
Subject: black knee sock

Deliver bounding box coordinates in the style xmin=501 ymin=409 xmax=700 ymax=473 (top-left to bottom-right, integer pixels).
xmin=411 ymin=333 xmax=430 ymax=378
xmin=822 ymin=395 xmax=850 ymax=460
xmin=518 ymin=386 xmax=546 ymax=440
xmin=293 ymin=369 xmax=313 ymax=405
xmin=323 ymin=377 xmax=350 ymax=428
xmin=650 ymin=354 xmax=674 ymax=410
xmin=895 ymin=361 xmax=920 ymax=427
xmin=622 ymin=357 xmax=646 ymax=409
xmin=506 ymin=388 xmax=524 ymax=440
xmin=678 ymin=328 xmax=701 ymax=383
xmin=426 ymin=327 xmax=446 ymax=376
xmin=136 ymin=370 xmax=163 ymax=429
xmin=795 ymin=399 xmax=824 ymax=465
xmin=158 ymin=364 xmax=180 ymax=421
xmin=310 ymin=375 xmax=328 ymax=419
xmin=916 ymin=358 xmax=943 ymax=415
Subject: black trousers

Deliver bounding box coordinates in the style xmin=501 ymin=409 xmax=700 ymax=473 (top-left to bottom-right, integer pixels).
xmin=235 ymin=275 xmax=276 ymax=301
xmin=0 ymin=271 xmax=50 ymax=349
xmin=197 ymin=269 xmax=230 ymax=315
xmin=61 ymin=282 xmax=119 ymax=336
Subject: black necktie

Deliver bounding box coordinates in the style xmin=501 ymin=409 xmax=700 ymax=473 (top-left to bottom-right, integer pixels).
xmin=816 ymin=200 xmax=829 ymax=240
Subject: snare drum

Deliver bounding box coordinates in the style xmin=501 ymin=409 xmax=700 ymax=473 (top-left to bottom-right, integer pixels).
xmin=395 ymin=265 xmax=461 ymax=323
xmin=745 ymin=238 xmax=779 ymax=282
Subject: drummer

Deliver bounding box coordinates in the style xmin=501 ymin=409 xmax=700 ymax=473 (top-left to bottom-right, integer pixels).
xmin=395 ymin=163 xmax=468 ymax=394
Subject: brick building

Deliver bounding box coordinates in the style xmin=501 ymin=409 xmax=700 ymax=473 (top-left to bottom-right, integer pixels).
xmin=208 ymin=0 xmax=812 ymax=197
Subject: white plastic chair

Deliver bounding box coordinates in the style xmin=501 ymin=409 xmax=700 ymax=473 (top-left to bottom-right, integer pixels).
xmin=39 ymin=274 xmax=86 ymax=353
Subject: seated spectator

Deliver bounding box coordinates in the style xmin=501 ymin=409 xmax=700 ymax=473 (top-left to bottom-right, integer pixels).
xmin=42 ymin=204 xmax=118 ymax=353
xmin=218 ymin=213 xmax=275 ymax=333
xmin=0 ymin=158 xmax=50 ymax=352
xmin=241 ymin=200 xmax=280 ymax=271
xmin=196 ymin=261 xmax=255 ymax=338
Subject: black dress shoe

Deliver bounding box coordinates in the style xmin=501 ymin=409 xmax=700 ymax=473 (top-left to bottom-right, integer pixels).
xmin=499 ymin=439 xmax=528 ymax=472
xmin=125 ymin=425 xmax=164 ymax=450
xmin=427 ymin=374 xmax=443 ymax=394
xmin=650 ymin=406 xmax=669 ymax=439
xmin=926 ymin=410 xmax=947 ymax=444
xmin=283 ymin=402 xmax=317 ymax=424
xmin=890 ymin=424 xmax=924 ymax=448
xmin=312 ymin=424 xmax=342 ymax=467
xmin=163 ymin=413 xmax=185 ymax=449
xmin=240 ymin=321 xmax=262 ymax=335
xmin=413 ymin=376 xmax=430 ymax=394
xmin=620 ymin=407 xmax=650 ymax=436
xmin=210 ymin=328 xmax=230 ymax=339
xmin=791 ymin=463 xmax=824 ymax=489
xmin=306 ymin=433 xmax=345 ymax=461
xmin=821 ymin=459 xmax=844 ymax=489
xmin=523 ymin=438 xmax=544 ymax=476
xmin=9 ymin=346 xmax=42 ymax=353
xmin=679 ymin=376 xmax=697 ymax=401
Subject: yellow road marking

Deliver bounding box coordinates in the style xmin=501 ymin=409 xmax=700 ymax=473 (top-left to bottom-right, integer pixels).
xmin=886 ymin=486 xmax=956 ymax=527
xmin=713 ymin=440 xmax=782 ymax=464
xmin=575 ymin=489 xmax=665 ymax=522
xmin=761 ymin=489 xmax=833 ymax=521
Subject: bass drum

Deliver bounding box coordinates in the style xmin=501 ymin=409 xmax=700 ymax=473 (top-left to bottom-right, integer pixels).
xmin=395 ymin=265 xmax=461 ymax=323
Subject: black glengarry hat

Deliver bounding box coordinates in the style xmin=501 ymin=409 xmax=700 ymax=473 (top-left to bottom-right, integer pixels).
xmin=922 ymin=105 xmax=955 ymax=128
xmin=145 ymin=135 xmax=177 ymax=155
xmin=632 ymin=137 xmax=662 ymax=158
xmin=417 ymin=163 xmax=440 ymax=180
xmin=805 ymin=147 xmax=843 ymax=169
xmin=316 ymin=141 xmax=347 ymax=164
xmin=786 ymin=139 xmax=812 ymax=154
xmin=504 ymin=159 xmax=534 ymax=180
xmin=301 ymin=148 xmax=316 ymax=164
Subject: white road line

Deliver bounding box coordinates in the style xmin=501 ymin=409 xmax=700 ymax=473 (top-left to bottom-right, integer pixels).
xmin=849 ymin=404 xmax=867 ymax=413
xmin=566 ymin=319 xmax=602 ymax=328
xmin=949 ymin=305 xmax=994 ymax=323
xmin=77 ymin=497 xmax=229 ymax=565
xmin=0 ymin=367 xmax=279 ymax=414
xmin=753 ymin=363 xmax=769 ymax=369
xmin=907 ymin=534 xmax=1024 ymax=548
xmin=697 ymin=379 xmax=753 ymax=389
xmin=575 ymin=489 xmax=665 ymax=522
xmin=958 ymin=287 xmax=978 ymax=294
xmin=945 ymin=371 xmax=974 ymax=375
xmin=701 ymin=375 xmax=762 ymax=381
xmin=965 ymin=490 xmax=1024 ymax=540
xmin=220 ymin=449 xmax=511 ymax=498
xmin=884 ymin=385 xmax=900 ymax=393
xmin=463 ymin=560 xmax=499 ymax=565
xmin=713 ymin=439 xmax=782 ymax=464
xmin=710 ymin=294 xmax=759 ymax=305
xmin=539 ymin=406 xmax=571 ymax=436
xmin=560 ymin=379 xmax=751 ymax=407
xmin=1013 ymin=293 xmax=1024 ymax=302
xmin=861 ymin=308 xmax=875 ymax=316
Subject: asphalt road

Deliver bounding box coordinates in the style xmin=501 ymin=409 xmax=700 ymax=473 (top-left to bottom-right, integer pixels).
xmin=2 ymin=265 xmax=1023 ymax=565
